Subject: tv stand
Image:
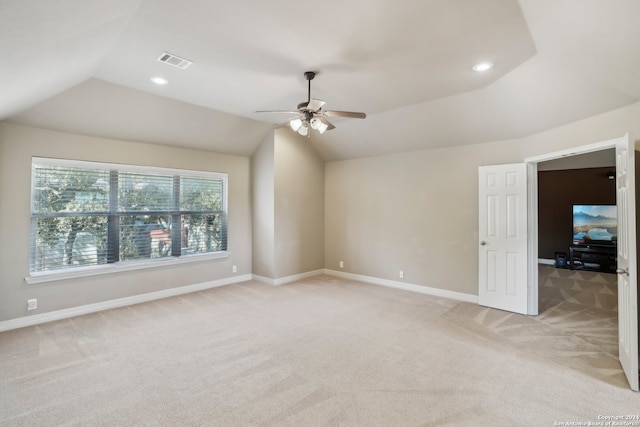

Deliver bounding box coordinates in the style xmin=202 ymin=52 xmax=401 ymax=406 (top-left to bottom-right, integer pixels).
xmin=568 ymin=245 xmax=617 ymax=273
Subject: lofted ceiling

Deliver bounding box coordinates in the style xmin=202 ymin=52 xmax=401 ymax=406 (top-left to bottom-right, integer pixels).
xmin=2 ymin=0 xmax=640 ymax=161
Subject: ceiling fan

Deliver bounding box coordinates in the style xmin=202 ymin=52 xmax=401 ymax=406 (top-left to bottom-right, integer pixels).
xmin=256 ymin=71 xmax=366 ymax=136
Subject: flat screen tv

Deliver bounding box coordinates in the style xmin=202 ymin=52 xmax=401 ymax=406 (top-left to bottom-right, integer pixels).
xmin=572 ymin=205 xmax=617 ymax=245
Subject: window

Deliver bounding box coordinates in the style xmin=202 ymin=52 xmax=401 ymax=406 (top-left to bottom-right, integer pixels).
xmin=30 ymin=158 xmax=227 ymax=275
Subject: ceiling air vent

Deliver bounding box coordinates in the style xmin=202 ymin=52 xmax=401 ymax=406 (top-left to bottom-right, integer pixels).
xmin=157 ymin=52 xmax=192 ymax=69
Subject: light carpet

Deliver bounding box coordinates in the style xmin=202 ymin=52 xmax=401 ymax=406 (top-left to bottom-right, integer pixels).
xmin=0 ymin=268 xmax=638 ymax=426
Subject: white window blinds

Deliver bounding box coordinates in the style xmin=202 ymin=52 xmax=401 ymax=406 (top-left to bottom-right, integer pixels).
xmin=30 ymin=158 xmax=227 ymax=274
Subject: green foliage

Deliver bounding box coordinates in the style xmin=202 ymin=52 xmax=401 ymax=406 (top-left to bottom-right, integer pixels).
xmin=32 ymin=166 xmax=109 ymax=213
xmin=181 ymin=177 xmax=223 ymax=211
xmin=31 ymin=164 xmax=226 ymax=272
xmin=119 ymin=215 xmax=172 ymax=260
xmin=119 ymin=173 xmax=173 ymax=211
xmin=182 ymin=214 xmax=223 ymax=254
xmin=33 ymin=166 xmax=109 ymax=268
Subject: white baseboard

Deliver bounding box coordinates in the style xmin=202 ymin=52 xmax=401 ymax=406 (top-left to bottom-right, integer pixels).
xmin=253 ymin=269 xmax=325 ymax=286
xmin=538 ymin=258 xmax=555 ymax=265
xmin=324 ymin=269 xmax=478 ymax=304
xmin=1 ymin=268 xmax=479 ymax=332
xmin=0 ymin=274 xmax=252 ymax=332
xmin=251 ymin=274 xmax=274 ymax=285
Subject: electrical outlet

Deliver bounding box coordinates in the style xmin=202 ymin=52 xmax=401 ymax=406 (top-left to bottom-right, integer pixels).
xmin=339 ymin=261 xmax=344 ymax=269
xmin=399 ymin=271 xmax=404 ymax=279
xmin=27 ymin=298 xmax=37 ymax=311
xmin=232 ymin=265 xmax=237 ymax=273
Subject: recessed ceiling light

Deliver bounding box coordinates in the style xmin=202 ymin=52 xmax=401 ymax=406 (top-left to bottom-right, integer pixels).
xmin=472 ymin=62 xmax=494 ymax=72
xmin=150 ymin=76 xmax=168 ymax=85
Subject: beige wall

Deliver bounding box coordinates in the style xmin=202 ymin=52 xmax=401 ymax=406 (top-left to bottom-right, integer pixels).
xmin=274 ymin=130 xmax=324 ymax=278
xmin=251 ymin=131 xmax=275 ymax=278
xmin=2 ymin=99 xmax=638 ymax=321
xmin=0 ymin=122 xmax=252 ymax=322
xmin=251 ymin=129 xmax=325 ymax=280
xmin=325 ymin=102 xmax=640 ymax=296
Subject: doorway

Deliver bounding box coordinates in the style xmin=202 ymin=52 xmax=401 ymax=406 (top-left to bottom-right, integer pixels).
xmin=536 ymin=153 xmax=621 ymax=385
xmin=537 ymin=150 xmax=616 ymax=312
xmin=524 ymin=134 xmax=638 ymax=391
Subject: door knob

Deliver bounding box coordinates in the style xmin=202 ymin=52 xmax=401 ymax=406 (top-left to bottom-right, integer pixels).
xmin=480 ymin=241 xmax=486 ymax=246
xmin=616 ymin=268 xmax=629 ymax=275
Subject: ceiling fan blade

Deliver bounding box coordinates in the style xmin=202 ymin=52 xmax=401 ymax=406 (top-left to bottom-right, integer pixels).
xmin=324 ymin=110 xmax=366 ymax=119
xmin=255 ymin=110 xmax=301 ymax=114
xmin=306 ymin=98 xmax=325 ymax=112
xmin=319 ymin=117 xmax=335 ymax=131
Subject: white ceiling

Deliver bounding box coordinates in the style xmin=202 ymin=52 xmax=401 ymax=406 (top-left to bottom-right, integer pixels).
xmin=2 ymin=0 xmax=640 ymax=161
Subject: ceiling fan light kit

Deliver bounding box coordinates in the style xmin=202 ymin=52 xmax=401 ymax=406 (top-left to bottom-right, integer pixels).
xmin=257 ymin=71 xmax=366 ymax=137
xmin=290 ymin=118 xmax=303 ymax=131
xmin=310 ymin=117 xmax=327 ymax=132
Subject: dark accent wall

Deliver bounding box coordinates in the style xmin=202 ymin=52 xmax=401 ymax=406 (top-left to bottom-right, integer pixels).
xmin=538 ymin=167 xmax=616 ymax=259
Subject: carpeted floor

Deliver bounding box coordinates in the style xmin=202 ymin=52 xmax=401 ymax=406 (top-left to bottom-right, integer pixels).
xmin=0 ymin=267 xmax=637 ymax=426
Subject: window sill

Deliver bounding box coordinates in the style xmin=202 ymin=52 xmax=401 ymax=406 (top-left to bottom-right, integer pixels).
xmin=25 ymin=252 xmax=229 ymax=284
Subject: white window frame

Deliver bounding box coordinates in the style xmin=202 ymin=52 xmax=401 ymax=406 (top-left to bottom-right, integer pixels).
xmin=27 ymin=157 xmax=229 ymax=284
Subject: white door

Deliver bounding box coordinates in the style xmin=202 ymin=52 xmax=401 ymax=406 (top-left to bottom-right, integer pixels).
xmin=616 ymin=133 xmax=639 ymax=391
xmin=478 ymin=164 xmax=528 ymax=314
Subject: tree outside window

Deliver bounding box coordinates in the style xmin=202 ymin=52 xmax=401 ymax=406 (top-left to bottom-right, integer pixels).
xmin=30 ymin=159 xmax=227 ymax=273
